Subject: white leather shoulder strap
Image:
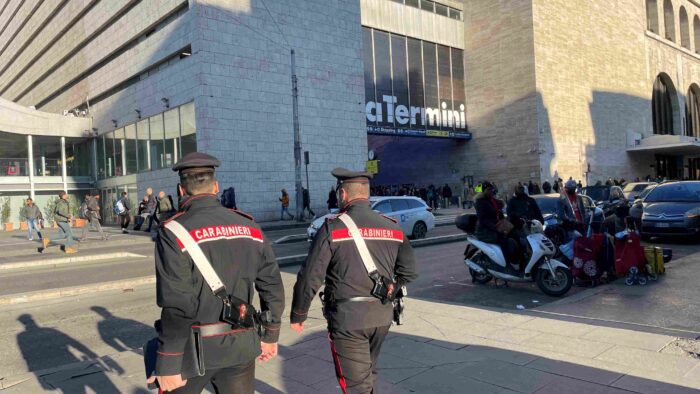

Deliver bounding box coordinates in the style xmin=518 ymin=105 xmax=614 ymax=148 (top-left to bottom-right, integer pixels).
xmin=337 ymin=213 xmax=378 ymax=274
xmin=164 ymin=219 xmax=226 ymax=295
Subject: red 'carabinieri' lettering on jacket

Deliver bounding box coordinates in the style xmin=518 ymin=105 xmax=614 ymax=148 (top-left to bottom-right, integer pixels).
xmin=331 ymin=228 xmax=403 ymax=243
xmin=175 ymin=225 xmax=263 ymax=250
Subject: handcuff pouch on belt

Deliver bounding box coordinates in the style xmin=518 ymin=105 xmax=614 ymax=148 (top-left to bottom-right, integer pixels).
xmin=369 ymin=271 xmax=398 ymax=304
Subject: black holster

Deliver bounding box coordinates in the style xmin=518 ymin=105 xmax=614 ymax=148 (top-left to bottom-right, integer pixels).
xmin=370 ymin=272 xmax=398 ymax=304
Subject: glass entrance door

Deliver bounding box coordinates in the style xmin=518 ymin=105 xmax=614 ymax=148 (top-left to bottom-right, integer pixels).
xmin=689 ymin=158 xmax=700 ymax=180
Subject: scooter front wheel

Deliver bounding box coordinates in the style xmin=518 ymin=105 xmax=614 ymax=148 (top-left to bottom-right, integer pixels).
xmin=469 ymin=268 xmax=493 ymax=284
xmin=536 ymin=267 xmax=573 ymax=297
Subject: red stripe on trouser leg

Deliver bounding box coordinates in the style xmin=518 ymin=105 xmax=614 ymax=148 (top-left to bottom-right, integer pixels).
xmin=328 ymin=333 xmax=348 ymax=394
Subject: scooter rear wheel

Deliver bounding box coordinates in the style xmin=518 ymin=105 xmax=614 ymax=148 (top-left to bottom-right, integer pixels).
xmin=469 ymin=268 xmax=493 ymax=284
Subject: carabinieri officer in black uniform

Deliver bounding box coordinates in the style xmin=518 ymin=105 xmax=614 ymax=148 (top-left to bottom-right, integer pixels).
xmin=148 ymin=152 xmax=285 ymax=393
xmin=290 ymin=168 xmax=418 ymax=394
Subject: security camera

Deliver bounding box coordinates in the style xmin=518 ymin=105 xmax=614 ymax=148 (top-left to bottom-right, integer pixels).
xmin=161 ymin=98 xmax=169 ymax=108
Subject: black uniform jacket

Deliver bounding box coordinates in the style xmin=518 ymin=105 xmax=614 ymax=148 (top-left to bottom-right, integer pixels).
xmin=155 ymin=194 xmax=285 ymax=375
xmin=291 ymin=199 xmax=418 ymax=331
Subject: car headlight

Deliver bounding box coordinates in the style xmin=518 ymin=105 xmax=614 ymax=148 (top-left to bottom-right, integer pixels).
xmin=686 ymin=208 xmax=700 ymax=219
xmin=310 ymin=223 xmax=318 ymax=230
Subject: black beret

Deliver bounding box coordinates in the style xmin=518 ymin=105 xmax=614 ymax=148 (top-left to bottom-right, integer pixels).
xmin=331 ymin=167 xmax=373 ymax=184
xmin=172 ymin=152 xmax=221 ymax=173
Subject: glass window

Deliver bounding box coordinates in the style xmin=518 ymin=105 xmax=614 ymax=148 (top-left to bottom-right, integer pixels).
xmin=391 ymin=35 xmax=409 ymax=128
xmin=104 ymin=132 xmax=115 ymax=178
xmin=438 ymin=45 xmax=453 ymax=131
xmin=164 ymin=108 xmax=179 ymax=167
xmin=180 ymin=102 xmax=197 ymax=156
xmin=451 ymin=48 xmax=466 ymax=131
xmin=435 ymin=3 xmax=448 ymax=17
xmin=32 ymin=136 xmax=62 ymax=176
xmin=363 ymin=28 xmax=376 ymax=128
xmin=405 ymin=0 xmax=419 ymax=8
xmin=374 ymin=30 xmax=392 ymax=129
xmin=137 ymin=119 xmax=149 ymax=171
xmin=407 ymin=38 xmax=424 ymax=128
xmin=65 ymin=137 xmax=91 ymax=177
xmin=407 ymin=199 xmax=426 ymax=209
xmin=423 ymin=42 xmax=439 ymax=129
xmin=391 ymin=0 xmax=404 ymax=3
xmin=114 ymin=128 xmax=124 ymax=176
xmin=0 ymin=132 xmax=28 ymax=176
xmin=390 ymin=199 xmax=410 ymax=212
xmin=149 ymin=114 xmax=165 ymax=170
xmin=646 ymin=182 xmax=700 ymax=202
xmin=124 ymin=124 xmax=137 ymax=174
xmin=448 ymin=8 xmax=461 ymax=20
xmin=373 ymin=201 xmax=392 ymax=213
xmin=96 ymin=135 xmax=105 ymax=179
xmin=420 ymin=0 xmax=434 ymax=12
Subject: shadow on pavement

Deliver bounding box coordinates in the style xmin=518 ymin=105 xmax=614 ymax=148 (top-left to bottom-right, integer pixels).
xmin=16 ymin=314 xmax=127 ymax=393
xmin=271 ymin=327 xmax=699 ymax=393
xmin=92 ymin=306 xmax=155 ymax=353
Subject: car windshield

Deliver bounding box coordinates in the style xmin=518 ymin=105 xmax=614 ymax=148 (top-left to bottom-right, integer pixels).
xmin=638 ymin=186 xmax=655 ymax=200
xmin=623 ymin=184 xmax=649 ymax=193
xmin=534 ymin=197 xmax=559 ymax=215
xmin=645 ymin=183 xmax=700 ymax=202
xmin=582 ymin=187 xmax=609 ymax=202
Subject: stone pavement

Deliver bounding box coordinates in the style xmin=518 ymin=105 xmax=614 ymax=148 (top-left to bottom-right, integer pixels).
xmin=2 ymin=296 xmax=699 ymax=394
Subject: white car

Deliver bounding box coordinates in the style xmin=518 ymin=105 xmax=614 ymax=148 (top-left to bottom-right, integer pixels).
xmin=307 ymin=196 xmax=436 ymax=240
xmin=623 ymin=182 xmax=655 ymax=202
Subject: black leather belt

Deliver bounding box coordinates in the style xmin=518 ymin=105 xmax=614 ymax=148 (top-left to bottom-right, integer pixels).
xmin=192 ymin=322 xmax=252 ymax=338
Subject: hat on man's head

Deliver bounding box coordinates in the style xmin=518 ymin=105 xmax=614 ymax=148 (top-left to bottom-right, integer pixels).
xmin=172 ymin=152 xmax=221 ymax=175
xmin=481 ymin=181 xmax=494 ymax=190
xmin=331 ymin=167 xmax=373 ymax=185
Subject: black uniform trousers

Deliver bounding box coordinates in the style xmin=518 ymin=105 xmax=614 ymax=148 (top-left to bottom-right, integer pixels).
xmin=170 ymin=361 xmax=255 ymax=394
xmin=328 ymin=325 xmax=391 ymax=394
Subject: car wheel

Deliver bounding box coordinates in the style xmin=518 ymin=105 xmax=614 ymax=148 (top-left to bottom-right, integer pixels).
xmin=412 ymin=221 xmax=427 ymax=239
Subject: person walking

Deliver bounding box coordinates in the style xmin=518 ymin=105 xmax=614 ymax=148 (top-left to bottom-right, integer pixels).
xmin=144 ymin=188 xmax=158 ymax=232
xmin=147 ymin=152 xmax=284 ymax=393
xmin=442 ymin=183 xmax=453 ymax=208
xmin=23 ymin=198 xmax=42 ymax=241
xmin=156 ymin=191 xmax=174 ymax=222
xmin=302 ymin=187 xmax=315 ymax=220
xmin=116 ymin=191 xmax=131 ymax=234
xmin=80 ymin=193 xmax=108 ymax=241
xmin=42 ymin=191 xmax=77 ymax=254
xmin=327 ymin=186 xmax=338 ymax=210
xmin=290 ymin=168 xmax=418 ymax=394
xmin=279 ymin=189 xmax=294 ymax=220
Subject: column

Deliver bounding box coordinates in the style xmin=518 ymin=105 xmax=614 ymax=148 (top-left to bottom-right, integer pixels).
xmin=27 ymin=135 xmax=35 ymax=199
xmin=121 ymin=138 xmax=127 ymax=176
xmin=92 ymin=138 xmax=98 ymax=182
xmin=61 ymin=137 xmax=67 ymax=192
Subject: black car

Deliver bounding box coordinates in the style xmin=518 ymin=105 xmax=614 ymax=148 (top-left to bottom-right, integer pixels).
xmin=581 ymin=185 xmax=626 ymax=217
xmin=530 ymin=193 xmax=605 ymax=225
xmin=640 ymin=181 xmax=700 ymax=239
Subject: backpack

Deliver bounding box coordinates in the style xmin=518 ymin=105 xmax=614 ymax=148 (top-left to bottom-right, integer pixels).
xmin=221 ymin=187 xmax=236 ymax=209
xmin=79 ymin=202 xmax=89 ymax=219
xmin=113 ymin=199 xmax=126 ymax=215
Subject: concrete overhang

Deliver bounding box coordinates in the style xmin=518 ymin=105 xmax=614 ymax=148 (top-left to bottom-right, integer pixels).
xmin=0 ymin=97 xmax=91 ymax=138
xmin=626 ymin=134 xmax=700 ymax=155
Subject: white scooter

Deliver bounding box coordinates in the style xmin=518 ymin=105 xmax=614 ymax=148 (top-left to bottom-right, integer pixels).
xmin=462 ymin=220 xmax=574 ymax=297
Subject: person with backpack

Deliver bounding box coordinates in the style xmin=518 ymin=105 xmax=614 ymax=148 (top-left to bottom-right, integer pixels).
xmin=80 ymin=193 xmax=108 ymax=241
xmin=156 ymin=191 xmax=175 ymax=222
xmin=279 ymin=189 xmax=294 ymax=220
xmin=115 ymin=191 xmax=131 ymax=234
xmin=42 ymin=191 xmax=77 ymax=254
xmin=327 ymin=186 xmax=338 ymax=210
xmin=144 ymin=187 xmax=158 ymax=232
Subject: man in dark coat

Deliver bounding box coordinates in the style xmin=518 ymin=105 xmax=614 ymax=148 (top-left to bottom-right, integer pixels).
xmin=290 ymin=168 xmax=418 ymax=394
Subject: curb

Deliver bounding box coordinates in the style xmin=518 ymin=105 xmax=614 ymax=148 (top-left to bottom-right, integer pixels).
xmin=0 ymin=252 xmax=147 ymax=271
xmin=0 ymin=276 xmax=156 ymax=306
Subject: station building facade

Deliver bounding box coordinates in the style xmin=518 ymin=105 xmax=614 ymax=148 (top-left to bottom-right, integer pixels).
xmin=1 ymin=0 xmax=699 ymax=224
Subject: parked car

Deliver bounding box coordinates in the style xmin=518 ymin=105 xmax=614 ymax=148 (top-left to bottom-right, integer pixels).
xmin=581 ymin=185 xmax=626 ymax=217
xmin=622 ymin=182 xmax=655 ymax=202
xmin=640 ymin=181 xmax=700 ymax=240
xmin=306 ymin=196 xmax=436 ymax=241
xmin=629 ymin=184 xmax=658 ymax=229
xmin=531 ymin=193 xmax=605 ymax=229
